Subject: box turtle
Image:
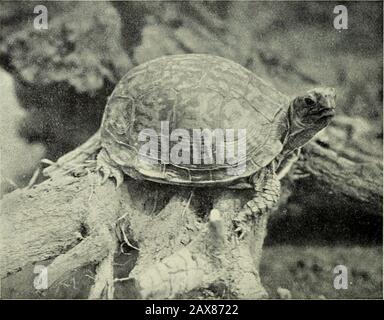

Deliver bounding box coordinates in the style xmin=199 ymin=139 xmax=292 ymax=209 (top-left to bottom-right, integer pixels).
xmin=48 ymin=54 xmax=336 ymax=217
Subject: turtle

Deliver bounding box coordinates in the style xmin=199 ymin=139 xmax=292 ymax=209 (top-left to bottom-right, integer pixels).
xmin=47 ymin=54 xmax=336 ymax=217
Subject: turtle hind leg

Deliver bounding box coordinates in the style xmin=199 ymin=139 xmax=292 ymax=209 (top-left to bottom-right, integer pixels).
xmin=245 ymin=168 xmax=280 ymax=216
xmin=234 ymin=165 xmax=280 ymax=238
xmin=43 ymin=130 xmax=102 ymax=178
xmin=96 ymin=148 xmax=124 ymax=188
xmin=243 ymin=149 xmax=301 ymax=220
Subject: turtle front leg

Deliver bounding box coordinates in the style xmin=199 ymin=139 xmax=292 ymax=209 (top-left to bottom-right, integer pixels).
xmin=245 ymin=166 xmax=280 ymax=217
xmin=96 ymin=148 xmax=125 ymax=188
xmin=276 ymin=148 xmax=301 ymax=180
xmin=43 ymin=130 xmax=102 ymax=178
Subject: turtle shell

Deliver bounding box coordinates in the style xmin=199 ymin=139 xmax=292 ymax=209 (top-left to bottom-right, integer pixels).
xmin=100 ymin=54 xmax=290 ymax=186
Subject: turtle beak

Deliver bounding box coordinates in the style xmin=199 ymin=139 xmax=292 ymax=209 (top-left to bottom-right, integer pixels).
xmin=305 ymin=87 xmax=336 ymax=121
xmin=316 ymin=87 xmax=336 ymax=117
xmin=320 ymin=107 xmax=335 ymax=118
xmin=322 ymin=88 xmax=336 ymax=115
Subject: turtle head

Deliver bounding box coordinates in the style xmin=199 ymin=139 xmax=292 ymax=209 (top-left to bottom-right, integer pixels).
xmin=284 ymin=87 xmax=336 ymax=151
xmin=291 ymin=87 xmax=336 ymax=130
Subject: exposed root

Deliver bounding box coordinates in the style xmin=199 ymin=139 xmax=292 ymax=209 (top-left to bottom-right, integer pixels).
xmin=37 ymin=175 xmax=122 ymax=290
xmin=88 ymin=252 xmax=115 ymax=299
xmin=119 ymin=222 xmax=140 ymax=251
xmin=122 ymin=209 xmax=225 ymax=299
xmin=26 ymin=166 xmax=42 ymax=189
xmin=44 ymin=228 xmax=114 ymax=288
xmin=124 ymin=190 xmax=270 ymax=299
xmin=181 ymin=190 xmax=194 ymax=217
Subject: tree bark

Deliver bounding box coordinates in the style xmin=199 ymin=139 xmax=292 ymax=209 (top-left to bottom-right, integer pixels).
xmin=0 ymin=167 xmax=269 ymax=298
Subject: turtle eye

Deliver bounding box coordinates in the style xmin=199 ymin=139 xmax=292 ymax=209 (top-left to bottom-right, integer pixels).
xmin=304 ymin=97 xmax=316 ymax=106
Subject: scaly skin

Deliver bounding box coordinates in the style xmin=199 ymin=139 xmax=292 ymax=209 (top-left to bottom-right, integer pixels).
xmin=246 ymin=169 xmax=280 ymax=216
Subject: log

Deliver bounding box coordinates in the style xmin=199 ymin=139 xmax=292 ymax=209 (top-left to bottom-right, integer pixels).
xmin=299 ymin=141 xmax=382 ymax=213
xmin=0 ymin=166 xmax=270 ymax=298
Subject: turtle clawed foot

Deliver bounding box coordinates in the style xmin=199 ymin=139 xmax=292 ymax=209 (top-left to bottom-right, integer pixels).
xmin=234 ymin=226 xmax=246 ymax=240
xmin=113 ymin=171 xmax=124 ymax=189
xmin=231 ymin=199 xmax=271 ymax=240
xmin=95 ymin=149 xmax=124 ymax=188
xmin=96 ymin=164 xmax=124 ymax=189
xmin=246 ymin=199 xmax=269 ymax=216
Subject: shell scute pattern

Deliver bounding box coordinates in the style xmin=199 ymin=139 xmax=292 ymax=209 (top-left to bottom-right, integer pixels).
xmin=101 ymin=54 xmax=289 ymax=185
xmin=103 ymin=97 xmax=133 ymax=136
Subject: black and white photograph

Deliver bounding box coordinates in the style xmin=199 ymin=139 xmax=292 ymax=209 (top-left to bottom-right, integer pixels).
xmin=0 ymin=0 xmax=382 ymax=303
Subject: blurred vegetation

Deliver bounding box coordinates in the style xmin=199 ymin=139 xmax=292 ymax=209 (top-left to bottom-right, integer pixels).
xmin=261 ymin=245 xmax=382 ymax=299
